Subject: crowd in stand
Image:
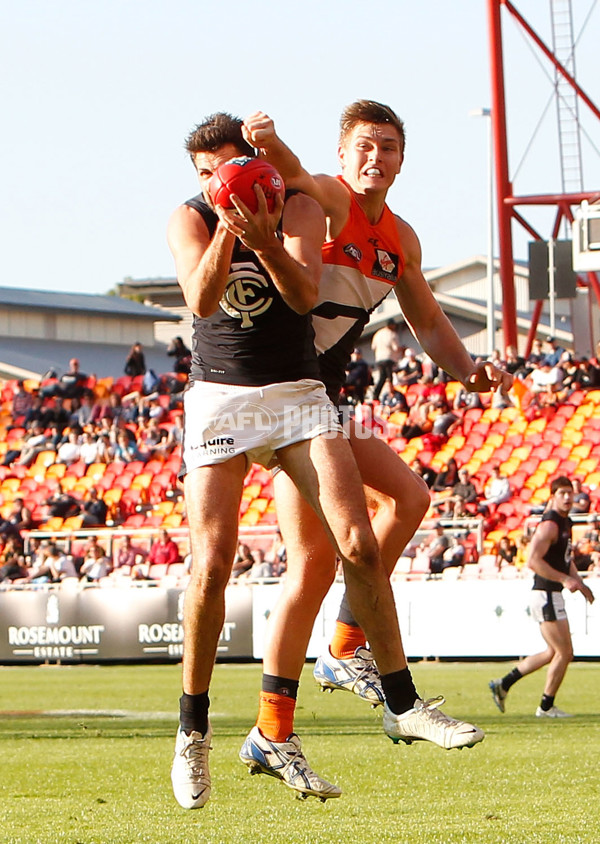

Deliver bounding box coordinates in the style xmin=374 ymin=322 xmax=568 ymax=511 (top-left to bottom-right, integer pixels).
xmin=0 ymin=331 xmax=599 ymax=588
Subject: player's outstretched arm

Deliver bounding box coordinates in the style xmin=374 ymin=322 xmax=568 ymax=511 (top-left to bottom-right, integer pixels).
xmin=167 ymin=205 xmax=235 ymax=317
xmin=393 ymin=217 xmax=512 ymax=394
xmin=243 ymin=111 xmax=349 ymax=223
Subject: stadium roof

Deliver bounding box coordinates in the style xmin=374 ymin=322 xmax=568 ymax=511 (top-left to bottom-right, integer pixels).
xmin=0 ymin=337 xmax=176 ymax=381
xmin=0 ymin=286 xmax=179 ymax=321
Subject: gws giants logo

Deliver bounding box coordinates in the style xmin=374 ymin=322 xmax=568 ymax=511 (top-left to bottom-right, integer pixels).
xmin=343 ymin=243 xmax=362 ymax=262
xmin=220 ymin=263 xmax=274 ymax=328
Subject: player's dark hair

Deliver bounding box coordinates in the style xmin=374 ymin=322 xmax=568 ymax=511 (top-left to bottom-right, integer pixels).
xmin=550 ymin=475 xmax=573 ymax=494
xmin=185 ymin=113 xmax=255 ymax=162
xmin=339 ymin=100 xmax=405 ymax=152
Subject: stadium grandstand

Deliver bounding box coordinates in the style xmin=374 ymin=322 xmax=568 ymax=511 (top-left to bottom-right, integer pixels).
xmin=0 ymin=346 xmax=598 ymax=592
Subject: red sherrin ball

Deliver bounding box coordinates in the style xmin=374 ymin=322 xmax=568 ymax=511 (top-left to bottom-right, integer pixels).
xmin=208 ymin=156 xmax=285 ymax=214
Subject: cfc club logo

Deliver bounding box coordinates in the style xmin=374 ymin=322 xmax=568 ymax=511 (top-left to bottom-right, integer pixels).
xmin=220 ymin=264 xmax=274 ymax=327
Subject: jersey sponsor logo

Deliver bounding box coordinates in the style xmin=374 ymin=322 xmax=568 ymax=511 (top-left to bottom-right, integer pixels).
xmin=372 ymin=249 xmax=398 ymax=280
xmin=343 ymin=243 xmax=362 ymax=262
xmin=220 ymin=265 xmax=274 ymax=327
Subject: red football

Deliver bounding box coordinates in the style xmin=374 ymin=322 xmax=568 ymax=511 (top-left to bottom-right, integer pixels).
xmin=207 ymin=156 xmax=285 ymax=214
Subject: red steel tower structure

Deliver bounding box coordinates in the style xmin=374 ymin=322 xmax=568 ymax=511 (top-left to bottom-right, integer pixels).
xmin=487 ymin=0 xmax=600 ymax=352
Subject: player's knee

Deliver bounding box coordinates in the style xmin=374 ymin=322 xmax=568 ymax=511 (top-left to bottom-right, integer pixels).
xmin=188 ymin=551 xmax=232 ymax=593
xmin=339 ymin=525 xmax=380 ymax=571
xmin=401 ymin=474 xmax=430 ymax=525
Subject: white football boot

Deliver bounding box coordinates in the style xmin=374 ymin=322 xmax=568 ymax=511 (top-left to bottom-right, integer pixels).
xmin=383 ymin=697 xmax=485 ymax=750
xmin=535 ymin=705 xmax=572 ymax=718
xmin=171 ymin=722 xmax=212 ymax=809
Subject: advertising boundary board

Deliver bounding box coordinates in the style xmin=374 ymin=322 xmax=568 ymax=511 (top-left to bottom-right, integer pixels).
xmin=252 ymin=577 xmax=600 ymax=659
xmin=1 ymin=578 xmax=599 ymax=664
xmin=0 ymin=583 xmax=253 ymax=664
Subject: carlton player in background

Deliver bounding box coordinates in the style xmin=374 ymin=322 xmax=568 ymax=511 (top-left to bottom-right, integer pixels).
xmin=490 ymin=475 xmax=594 ymax=717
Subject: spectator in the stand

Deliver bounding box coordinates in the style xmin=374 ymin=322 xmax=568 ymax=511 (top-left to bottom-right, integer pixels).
xmin=42 ymin=490 xmax=80 ymax=521
xmin=432 ymin=457 xmax=460 ymax=493
xmin=570 ymin=478 xmax=591 ymax=515
xmin=167 ymin=336 xmax=192 ymax=375
xmin=343 ymin=348 xmax=371 ymax=404
xmin=495 ymin=536 xmax=517 ymax=570
xmin=16 ymin=423 xmax=54 ymax=467
xmin=453 ymin=385 xmax=483 ymax=410
xmin=81 ymin=487 xmax=108 ymax=528
xmin=489 ymin=349 xmax=506 ymax=369
xmin=525 ymin=338 xmax=544 ymax=372
xmin=400 ymin=397 xmax=431 ymax=440
xmin=28 ymin=543 xmax=64 ymax=582
xmin=137 ymin=417 xmax=169 ymax=459
xmin=441 ymin=533 xmax=466 ymax=570
xmin=481 ymin=465 xmax=511 ymax=509
xmin=55 ymin=430 xmax=82 ymax=465
xmin=0 ymin=497 xmax=33 ymax=539
xmin=148 ymin=529 xmax=180 ymax=567
xmin=71 ymin=394 xmax=94 ymax=428
xmin=79 ymin=431 xmax=101 ymax=465
xmin=419 ymin=523 xmax=450 ymax=576
xmin=395 ymin=348 xmax=423 ymax=387
xmin=514 ymin=534 xmax=530 ymax=570
xmin=165 ymin=413 xmax=184 ymax=453
xmin=44 ymin=397 xmax=70 ymax=432
xmin=114 ymin=535 xmax=146 ymax=570
xmin=53 ymin=550 xmax=79 ymax=581
xmin=409 ymin=457 xmax=437 ymax=488
xmin=429 ymin=397 xmax=460 ymax=439
xmin=504 ymin=345 xmax=526 ymax=377
xmin=42 ymin=359 xmax=88 ymax=400
xmin=541 ymin=337 xmax=565 ymax=367
xmin=379 ymin=380 xmax=409 ymax=416
xmin=113 ymin=430 xmax=143 ymax=464
xmin=90 ymin=394 xmax=114 ymax=426
xmin=80 ymin=544 xmax=112 ymax=581
xmin=450 ymin=468 xmax=480 ymax=508
xmin=371 ymin=319 xmax=402 ymax=401
xmin=124 ymin=342 xmax=147 ymax=377
xmin=0 ymin=553 xmax=29 ymax=582
xmin=11 ymin=380 xmax=33 ymax=420
xmin=266 ymin=529 xmax=287 ymax=576
xmin=530 ymin=361 xmax=563 ymax=397
xmin=574 ymin=357 xmax=600 ymax=390
xmin=95 ymin=432 xmax=114 ymax=463
xmin=245 ymin=549 xmax=275 ymax=581
xmin=231 ymin=540 xmax=254 ymax=579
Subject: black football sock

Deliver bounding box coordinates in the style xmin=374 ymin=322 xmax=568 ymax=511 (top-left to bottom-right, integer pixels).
xmin=540 ymin=694 xmax=555 ymax=712
xmin=501 ymin=667 xmax=522 ymax=692
xmin=381 ymin=667 xmax=418 ymax=715
xmin=261 ymin=674 xmax=299 ymax=700
xmin=179 ymin=691 xmax=210 ymax=736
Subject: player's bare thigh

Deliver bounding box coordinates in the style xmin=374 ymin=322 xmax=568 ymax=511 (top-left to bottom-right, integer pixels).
xmin=183 ymin=456 xmax=247 ymax=574
xmin=540 ymin=617 xmax=574 ymax=657
xmin=277 ymin=432 xmax=377 ymax=559
xmin=348 ymin=420 xmax=430 ymax=506
xmin=273 ymin=467 xmax=337 ymax=585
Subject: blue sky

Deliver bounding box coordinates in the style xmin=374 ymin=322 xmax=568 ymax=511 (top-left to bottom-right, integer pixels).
xmin=2 ymin=0 xmax=599 ymax=295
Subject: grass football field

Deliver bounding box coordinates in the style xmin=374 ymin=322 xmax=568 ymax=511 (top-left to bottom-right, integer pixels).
xmin=0 ymin=660 xmax=598 ymax=844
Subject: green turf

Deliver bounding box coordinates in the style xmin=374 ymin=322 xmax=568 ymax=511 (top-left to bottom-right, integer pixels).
xmin=0 ymin=661 xmax=598 ymax=844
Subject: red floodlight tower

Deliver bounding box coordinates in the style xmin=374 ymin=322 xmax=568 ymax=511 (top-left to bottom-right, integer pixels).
xmin=487 ymin=0 xmax=600 ymax=353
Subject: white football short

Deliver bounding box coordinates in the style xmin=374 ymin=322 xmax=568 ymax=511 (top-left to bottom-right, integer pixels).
xmin=530 ymin=589 xmax=567 ymax=624
xmin=181 ymin=378 xmax=344 ymax=474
